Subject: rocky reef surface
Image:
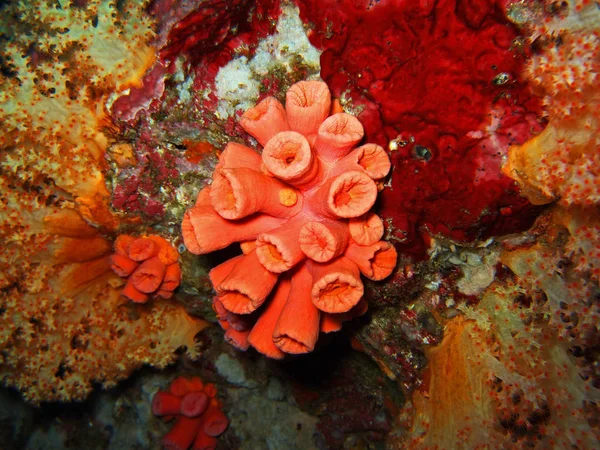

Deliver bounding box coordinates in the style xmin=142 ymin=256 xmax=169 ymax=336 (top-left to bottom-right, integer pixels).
xmin=0 ymin=1 xmax=598 ymax=449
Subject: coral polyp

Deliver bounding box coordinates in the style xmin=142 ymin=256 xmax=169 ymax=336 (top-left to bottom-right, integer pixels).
xmin=182 ymin=80 xmax=397 ymax=358
xmin=110 ymin=234 xmax=182 ymax=303
xmin=153 ymin=376 xmax=228 ymax=450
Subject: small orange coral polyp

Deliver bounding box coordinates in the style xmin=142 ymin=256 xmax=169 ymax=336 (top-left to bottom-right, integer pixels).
xmin=182 ymin=80 xmax=397 ymax=358
xmin=109 ymin=234 xmax=181 ymax=303
xmin=153 ymin=376 xmax=227 ymax=450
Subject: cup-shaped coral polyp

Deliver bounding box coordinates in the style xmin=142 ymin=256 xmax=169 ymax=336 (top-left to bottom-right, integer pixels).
xmin=285 ymin=80 xmax=331 ymax=139
xmin=314 ymin=113 xmax=364 ymax=161
xmin=348 ymin=212 xmax=384 ymax=246
xmin=262 ymin=131 xmax=318 ymax=186
xmin=272 ymin=264 xmax=320 ymax=354
xmin=311 ymin=170 xmax=378 ymax=219
xmin=352 ymin=143 xmax=392 ymax=179
xmin=310 ymin=256 xmax=364 ymax=313
xmin=109 ymin=234 xmax=181 ymax=303
xmin=240 ymin=97 xmax=289 ymax=147
xmin=210 ymin=168 xmax=303 ymax=220
xmin=182 ymin=80 xmax=397 ymax=358
xmin=213 ymin=250 xmax=278 ymax=314
xmin=180 ymin=391 xmax=209 ymax=418
xmin=255 ymin=216 xmax=306 ymax=273
xmin=153 ymin=376 xmax=228 ymax=450
xmin=345 ymin=241 xmax=398 ymax=281
xmin=298 ymin=220 xmax=349 ymax=262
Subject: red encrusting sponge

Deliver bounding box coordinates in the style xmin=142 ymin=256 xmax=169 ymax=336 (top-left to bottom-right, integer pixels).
xmin=152 ymin=376 xmax=229 ymax=450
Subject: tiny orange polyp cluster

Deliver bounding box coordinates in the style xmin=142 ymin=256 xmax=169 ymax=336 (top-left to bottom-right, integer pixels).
xmin=153 ymin=376 xmax=228 ymax=450
xmin=110 ymin=234 xmax=181 ymax=303
xmin=182 ymin=80 xmax=397 ymax=358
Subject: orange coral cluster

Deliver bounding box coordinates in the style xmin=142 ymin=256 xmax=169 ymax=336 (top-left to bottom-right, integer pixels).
xmin=153 ymin=376 xmax=228 ymax=450
xmin=182 ymin=80 xmax=397 ymax=358
xmin=110 ymin=235 xmax=182 ymax=303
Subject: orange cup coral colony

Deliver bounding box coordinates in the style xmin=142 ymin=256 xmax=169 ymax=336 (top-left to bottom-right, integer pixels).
xmin=110 ymin=234 xmax=181 ymax=303
xmin=182 ymin=80 xmax=397 ymax=358
xmin=153 ymin=376 xmax=228 ymax=450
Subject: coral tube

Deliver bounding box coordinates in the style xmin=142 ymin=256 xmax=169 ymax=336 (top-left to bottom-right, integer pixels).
xmin=273 ymin=265 xmax=320 ymax=354
xmin=182 ymin=203 xmax=285 ymax=254
xmin=129 ymin=257 xmax=167 ymax=293
xmin=202 ymin=401 xmax=229 ymax=437
xmin=214 ymin=250 xmax=279 ymax=314
xmin=299 ymin=220 xmax=349 ymax=262
xmin=213 ymin=298 xmax=253 ymax=351
xmin=247 ymin=279 xmax=291 ymax=359
xmin=122 ymin=278 xmax=149 ymax=303
xmin=261 ymin=131 xmax=321 ymax=187
xmin=114 ymin=234 xmax=136 ymax=255
xmin=255 ymin=216 xmax=307 ymax=273
xmin=161 ymin=263 xmax=182 ymax=291
xmin=128 ymin=237 xmax=156 ymax=261
xmin=334 ymin=143 xmax=391 ymax=180
xmin=209 ymin=256 xmax=242 ymax=288
xmin=210 ymin=168 xmax=303 ymax=220
xmin=152 ymin=391 xmax=183 ymax=416
xmin=310 ymin=257 xmax=364 ymax=313
xmin=109 ymin=253 xmax=139 ymax=277
xmin=224 ymin=327 xmax=251 ymax=351
xmin=345 ymin=241 xmax=398 ymax=280
xmin=314 ymin=113 xmax=364 ymax=162
xmin=181 ymin=391 xmax=209 ymax=418
xmin=348 ymin=212 xmax=385 ymax=246
xmin=149 ymin=235 xmax=180 ymax=265
xmin=240 ymin=96 xmax=290 ymax=146
xmin=215 ymin=142 xmax=262 ymax=171
xmin=310 ymin=170 xmax=378 ymax=219
xmin=163 ymin=416 xmax=203 ymax=450
xmin=285 ymin=80 xmax=331 ymax=141
xmin=169 ymin=377 xmax=197 ymax=397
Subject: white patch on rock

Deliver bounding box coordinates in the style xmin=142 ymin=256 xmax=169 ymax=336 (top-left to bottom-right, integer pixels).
xmin=214 ymin=1 xmax=321 ymax=120
xmin=215 ymin=353 xmax=259 ymax=388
